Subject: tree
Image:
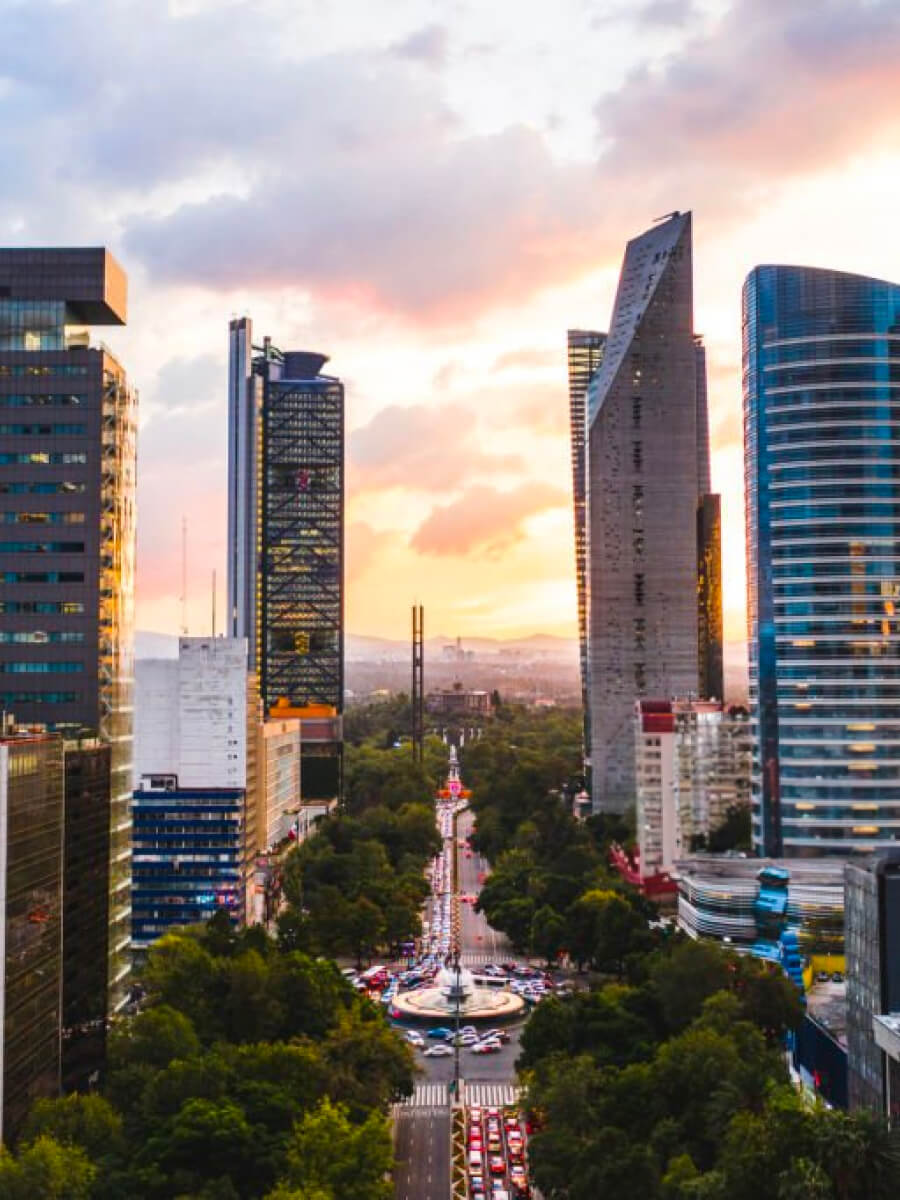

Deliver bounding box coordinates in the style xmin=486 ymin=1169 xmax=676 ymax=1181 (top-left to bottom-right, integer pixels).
xmin=0 ymin=1136 xmax=97 ymax=1200
xmin=21 ymin=1093 xmax=125 ymax=1163
xmin=343 ymin=897 xmax=386 ymax=969
xmin=567 ymin=889 xmax=649 ymax=975
xmin=270 ymin=1098 xmax=393 ymax=1200
xmin=137 ymin=1098 xmax=260 ymax=1197
xmin=530 ymin=905 xmax=566 ymax=966
xmin=649 ymin=938 xmax=732 ymax=1033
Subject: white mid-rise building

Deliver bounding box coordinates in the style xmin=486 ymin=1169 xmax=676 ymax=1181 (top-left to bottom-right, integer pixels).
xmin=135 ymin=637 xmax=249 ymax=789
xmin=635 ymin=699 xmax=751 ymax=880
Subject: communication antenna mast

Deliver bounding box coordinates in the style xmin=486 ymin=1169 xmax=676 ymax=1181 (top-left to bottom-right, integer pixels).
xmin=412 ymin=604 xmax=424 ymax=765
xmin=212 ymin=569 xmax=217 ymax=638
xmin=179 ymin=516 xmax=188 ymax=636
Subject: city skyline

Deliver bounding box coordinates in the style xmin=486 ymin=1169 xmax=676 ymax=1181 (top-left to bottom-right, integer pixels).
xmin=3 ymin=1 xmax=900 ymax=644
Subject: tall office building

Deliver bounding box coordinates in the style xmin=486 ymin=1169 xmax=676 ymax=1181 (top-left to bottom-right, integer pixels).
xmin=567 ymin=329 xmax=606 ymax=787
xmin=744 ymin=265 xmax=900 ymax=856
xmin=227 ymin=323 xmax=344 ymax=800
xmin=0 ymin=249 xmax=136 ymax=1015
xmin=0 ymin=733 xmax=64 ymax=1141
xmin=586 ymin=212 xmax=722 ymax=813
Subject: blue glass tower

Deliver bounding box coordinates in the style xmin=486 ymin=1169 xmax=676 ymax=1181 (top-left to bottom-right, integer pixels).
xmin=745 ymin=264 xmax=900 ymax=856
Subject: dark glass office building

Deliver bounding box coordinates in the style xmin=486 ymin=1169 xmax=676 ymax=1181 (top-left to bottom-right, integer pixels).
xmin=228 ymin=323 xmax=344 ymax=799
xmin=586 ymin=212 xmax=722 ymax=813
xmin=744 ymin=265 xmax=900 ymax=856
xmin=567 ymin=329 xmax=606 ymax=787
xmin=0 ymin=248 xmax=136 ymax=1015
xmin=0 ymin=734 xmax=64 ymax=1142
xmin=62 ymin=740 xmax=111 ymax=1093
xmin=132 ymin=776 xmax=243 ymax=949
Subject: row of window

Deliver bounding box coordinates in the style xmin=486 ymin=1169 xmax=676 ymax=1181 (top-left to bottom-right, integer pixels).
xmin=0 ymin=662 xmax=83 ymax=673
xmin=0 ymin=691 xmax=79 ymax=704
xmin=0 ymin=365 xmax=88 ymax=377
xmin=0 ymin=631 xmax=84 ymax=644
xmin=2 ymin=571 xmax=84 ymax=583
xmin=0 ymin=394 xmax=85 ymax=406
xmin=0 ymin=542 xmax=84 ymax=553
xmin=0 ymin=453 xmax=86 ymax=465
xmin=0 ymin=481 xmax=84 ymax=495
xmin=0 ymin=601 xmax=84 ymax=614
xmin=0 ymin=512 xmax=85 ymax=525
xmin=0 ymin=424 xmax=85 ymax=436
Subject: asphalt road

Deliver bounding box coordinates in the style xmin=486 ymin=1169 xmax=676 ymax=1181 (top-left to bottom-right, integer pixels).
xmin=393 ymin=803 xmax=523 ymax=1200
xmin=394 ymin=1107 xmax=451 ymax=1200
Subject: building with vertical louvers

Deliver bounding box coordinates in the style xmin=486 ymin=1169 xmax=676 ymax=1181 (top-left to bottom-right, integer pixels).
xmin=585 ymin=213 xmax=721 ymax=813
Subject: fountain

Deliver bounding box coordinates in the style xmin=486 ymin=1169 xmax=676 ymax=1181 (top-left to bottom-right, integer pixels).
xmin=390 ymin=963 xmax=525 ymax=1023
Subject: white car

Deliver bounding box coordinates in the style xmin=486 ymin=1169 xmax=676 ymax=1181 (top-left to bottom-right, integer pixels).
xmin=405 ymin=1031 xmax=425 ymax=1047
xmin=423 ymin=1043 xmax=453 ymax=1057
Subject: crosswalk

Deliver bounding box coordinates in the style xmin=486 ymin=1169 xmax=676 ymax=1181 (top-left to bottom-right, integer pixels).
xmin=463 ymin=1083 xmax=520 ymax=1108
xmin=460 ymin=953 xmax=500 ymax=966
xmin=394 ymin=1083 xmax=449 ymax=1110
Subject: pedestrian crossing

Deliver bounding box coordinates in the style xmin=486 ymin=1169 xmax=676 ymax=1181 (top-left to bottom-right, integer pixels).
xmin=394 ymin=1083 xmax=450 ymax=1110
xmin=463 ymin=1082 xmax=519 ymax=1108
xmin=460 ymin=953 xmax=500 ymax=966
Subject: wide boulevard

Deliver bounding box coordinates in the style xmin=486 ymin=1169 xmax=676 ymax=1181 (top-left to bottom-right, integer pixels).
xmin=392 ymin=804 xmax=522 ymax=1200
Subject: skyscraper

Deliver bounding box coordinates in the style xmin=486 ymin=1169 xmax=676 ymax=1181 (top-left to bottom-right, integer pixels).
xmin=744 ymin=264 xmax=900 ymax=857
xmin=0 ymin=732 xmax=64 ymax=1141
xmin=0 ymin=248 xmax=136 ymax=1015
xmin=567 ymin=329 xmax=606 ymax=788
xmin=227 ymin=324 xmax=344 ymax=800
xmin=585 ymin=212 xmax=721 ymax=813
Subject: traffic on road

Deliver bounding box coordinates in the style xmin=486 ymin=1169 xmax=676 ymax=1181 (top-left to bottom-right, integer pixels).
xmin=466 ymin=1103 xmax=532 ymax=1199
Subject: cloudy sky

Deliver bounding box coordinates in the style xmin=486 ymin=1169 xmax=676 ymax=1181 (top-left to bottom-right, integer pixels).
xmin=3 ymin=0 xmax=900 ymax=642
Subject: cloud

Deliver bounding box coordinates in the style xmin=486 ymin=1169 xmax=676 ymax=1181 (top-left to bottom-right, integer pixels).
xmin=349 ymin=403 xmax=523 ymax=492
xmin=410 ymin=482 xmax=569 ymax=557
xmin=348 ymin=521 xmax=396 ymax=581
xmin=390 ymin=24 xmax=449 ymax=68
xmin=491 ymin=348 xmax=560 ymax=372
xmin=597 ymin=0 xmax=900 ymax=190
xmin=149 ymin=353 xmax=222 ymax=411
xmin=635 ymin=0 xmax=698 ymax=27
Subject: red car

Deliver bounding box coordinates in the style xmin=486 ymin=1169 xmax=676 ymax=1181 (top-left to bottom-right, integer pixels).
xmin=490 ymin=1155 xmax=506 ymax=1176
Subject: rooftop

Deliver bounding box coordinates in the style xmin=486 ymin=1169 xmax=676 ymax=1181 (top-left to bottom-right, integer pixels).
xmin=0 ymin=247 xmax=127 ymax=325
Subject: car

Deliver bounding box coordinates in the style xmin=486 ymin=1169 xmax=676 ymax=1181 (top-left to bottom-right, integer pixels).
xmin=405 ymin=1031 xmax=424 ymax=1046
xmin=489 ymin=1155 xmax=506 ymax=1176
xmin=428 ymin=1026 xmax=454 ymax=1039
xmin=832 ymin=971 xmax=845 ymax=983
xmin=424 ymin=1043 xmax=453 ymax=1057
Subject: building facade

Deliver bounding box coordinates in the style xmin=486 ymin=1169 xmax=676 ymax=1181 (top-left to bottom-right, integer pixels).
xmin=0 ymin=247 xmax=136 ymax=1018
xmin=227 ymin=326 xmax=344 ymax=801
xmin=567 ymin=329 xmax=606 ymax=785
xmin=0 ymin=734 xmax=64 ymax=1141
xmin=845 ymin=852 xmax=900 ymax=1117
xmin=744 ymin=265 xmax=900 ymax=856
xmin=257 ymin=717 xmax=302 ymax=851
xmin=586 ymin=213 xmax=722 ymax=812
xmin=634 ymin=698 xmax=751 ymax=882
xmin=132 ymin=775 xmax=244 ymax=950
xmin=62 ymin=739 xmax=111 ymax=1093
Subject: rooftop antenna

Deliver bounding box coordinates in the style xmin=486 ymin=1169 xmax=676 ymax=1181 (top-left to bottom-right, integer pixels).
xmin=652 ymin=210 xmax=681 ymax=223
xmin=212 ymin=569 xmax=217 ymax=638
xmin=179 ymin=516 xmax=188 ymax=636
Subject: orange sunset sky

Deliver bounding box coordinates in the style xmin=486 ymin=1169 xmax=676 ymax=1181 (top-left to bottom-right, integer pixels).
xmin=4 ymin=0 xmax=899 ymax=645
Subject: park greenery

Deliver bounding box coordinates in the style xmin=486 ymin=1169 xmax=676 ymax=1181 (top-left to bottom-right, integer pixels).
xmin=277 ymin=721 xmax=447 ymax=964
xmin=520 ymin=939 xmax=900 ymax=1198
xmin=1 ymin=914 xmax=411 ymax=1198
xmin=462 ymin=705 xmax=900 ymax=1198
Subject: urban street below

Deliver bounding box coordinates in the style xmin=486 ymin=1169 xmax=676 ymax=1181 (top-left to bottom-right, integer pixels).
xmin=392 ymin=802 xmax=524 ymax=1200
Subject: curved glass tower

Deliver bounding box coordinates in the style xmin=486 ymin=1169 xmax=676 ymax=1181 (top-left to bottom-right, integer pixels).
xmin=744 ymin=264 xmax=900 ymax=855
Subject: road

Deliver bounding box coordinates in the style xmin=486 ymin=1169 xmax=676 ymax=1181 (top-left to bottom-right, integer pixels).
xmin=393 ymin=1106 xmax=451 ymax=1200
xmin=393 ymin=802 xmax=522 ymax=1200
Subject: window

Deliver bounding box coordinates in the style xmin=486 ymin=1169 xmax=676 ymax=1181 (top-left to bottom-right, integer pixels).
xmin=632 ymin=441 xmax=643 ymax=471
xmin=634 ymin=573 xmax=645 ymax=605
xmin=632 ymin=397 xmax=642 ymax=428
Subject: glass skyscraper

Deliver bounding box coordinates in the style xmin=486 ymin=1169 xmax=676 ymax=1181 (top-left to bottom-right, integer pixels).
xmin=228 ymin=323 xmax=344 ymax=799
xmin=744 ymin=264 xmax=900 ymax=856
xmin=586 ymin=212 xmax=722 ymax=813
xmin=567 ymin=329 xmax=606 ymax=786
xmin=0 ymin=248 xmax=136 ymax=1015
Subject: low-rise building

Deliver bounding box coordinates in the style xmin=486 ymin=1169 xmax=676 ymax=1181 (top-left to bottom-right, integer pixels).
xmin=131 ymin=774 xmax=244 ymax=950
xmin=845 ymin=851 xmax=900 ymax=1118
xmin=633 ymin=699 xmax=751 ymax=888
